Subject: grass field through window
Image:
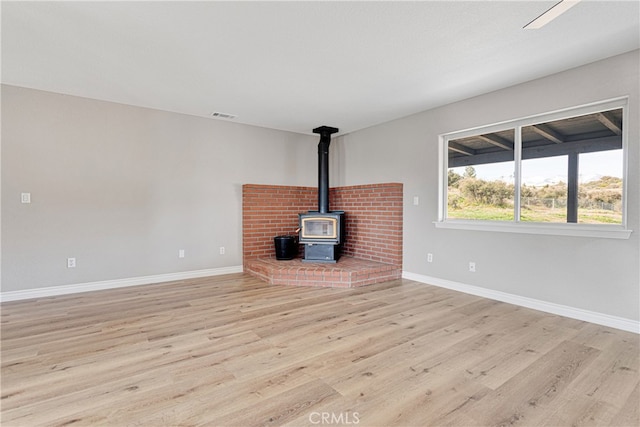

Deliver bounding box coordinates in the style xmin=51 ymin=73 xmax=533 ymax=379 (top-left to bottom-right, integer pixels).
xmin=447 ymin=172 xmax=622 ymax=224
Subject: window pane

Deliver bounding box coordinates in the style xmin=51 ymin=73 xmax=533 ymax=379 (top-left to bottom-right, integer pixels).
xmin=520 ymin=156 xmax=568 ymax=223
xmin=520 ymin=108 xmax=623 ymax=224
xmin=447 ymin=129 xmax=515 ymax=221
xmin=578 ymin=150 xmax=623 ymax=224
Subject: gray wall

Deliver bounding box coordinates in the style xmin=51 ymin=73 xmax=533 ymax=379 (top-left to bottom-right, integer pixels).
xmin=1 ymin=85 xmax=318 ymax=292
xmin=336 ymin=50 xmax=639 ymax=321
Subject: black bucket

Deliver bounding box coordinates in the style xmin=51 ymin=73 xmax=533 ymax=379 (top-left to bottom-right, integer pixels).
xmin=274 ymin=235 xmax=298 ymax=260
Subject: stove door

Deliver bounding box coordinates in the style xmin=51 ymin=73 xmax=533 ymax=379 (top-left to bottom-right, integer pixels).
xmin=300 ymin=216 xmax=338 ymax=240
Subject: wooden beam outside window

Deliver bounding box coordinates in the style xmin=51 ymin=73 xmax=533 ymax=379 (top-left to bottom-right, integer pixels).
xmin=596 ymin=112 xmax=622 ymax=135
xmin=478 ymin=134 xmax=514 ymax=151
xmin=530 ymin=124 xmax=565 ymax=144
xmin=567 ymin=153 xmax=579 ymax=223
xmin=448 ymin=142 xmax=475 ymax=156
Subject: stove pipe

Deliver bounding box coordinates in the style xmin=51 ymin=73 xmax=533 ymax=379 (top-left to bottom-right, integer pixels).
xmin=313 ymin=126 xmax=339 ymax=214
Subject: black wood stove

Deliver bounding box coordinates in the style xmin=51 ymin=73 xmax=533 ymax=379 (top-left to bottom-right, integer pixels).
xmin=299 ymin=126 xmax=344 ymax=263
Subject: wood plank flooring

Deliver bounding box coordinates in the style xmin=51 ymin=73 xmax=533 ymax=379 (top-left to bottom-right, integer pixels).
xmin=1 ymin=274 xmax=638 ymax=426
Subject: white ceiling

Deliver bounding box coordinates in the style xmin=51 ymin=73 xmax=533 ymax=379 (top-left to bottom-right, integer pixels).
xmin=2 ymin=1 xmax=638 ymax=136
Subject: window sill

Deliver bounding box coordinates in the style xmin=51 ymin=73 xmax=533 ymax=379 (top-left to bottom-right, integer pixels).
xmin=434 ymin=220 xmax=632 ymax=239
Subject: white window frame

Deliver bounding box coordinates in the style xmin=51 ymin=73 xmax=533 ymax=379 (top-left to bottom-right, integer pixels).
xmin=436 ymin=97 xmax=632 ymax=239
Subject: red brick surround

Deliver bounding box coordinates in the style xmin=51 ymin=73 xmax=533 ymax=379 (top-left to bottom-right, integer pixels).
xmin=242 ymin=183 xmax=403 ymax=287
xmin=242 ymin=185 xmax=317 ymax=263
xmin=332 ymin=184 xmax=403 ymax=265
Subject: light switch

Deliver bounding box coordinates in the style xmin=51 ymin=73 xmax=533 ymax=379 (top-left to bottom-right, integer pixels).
xmin=21 ymin=193 xmax=31 ymax=204
xmin=413 ymin=196 xmax=419 ymax=206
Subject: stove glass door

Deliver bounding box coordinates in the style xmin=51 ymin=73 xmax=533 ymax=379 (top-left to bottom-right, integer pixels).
xmin=301 ymin=217 xmax=337 ymax=239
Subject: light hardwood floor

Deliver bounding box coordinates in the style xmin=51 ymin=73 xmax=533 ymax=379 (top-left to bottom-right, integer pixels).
xmin=1 ymin=274 xmax=638 ymax=427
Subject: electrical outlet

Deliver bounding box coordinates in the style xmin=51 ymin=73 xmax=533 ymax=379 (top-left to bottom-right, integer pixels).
xmin=178 ymin=249 xmax=185 ymax=258
xmin=427 ymin=253 xmax=433 ymax=263
xmin=219 ymin=246 xmax=225 ymax=255
xmin=469 ymin=262 xmax=476 ymax=272
xmin=67 ymin=258 xmax=76 ymax=268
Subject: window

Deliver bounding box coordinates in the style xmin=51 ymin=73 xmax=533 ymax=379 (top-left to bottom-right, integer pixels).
xmin=447 ymin=129 xmax=515 ymax=221
xmin=438 ymin=98 xmax=630 ymax=239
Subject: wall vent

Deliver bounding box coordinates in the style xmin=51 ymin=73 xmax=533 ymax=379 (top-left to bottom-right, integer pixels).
xmin=211 ymin=112 xmax=237 ymax=120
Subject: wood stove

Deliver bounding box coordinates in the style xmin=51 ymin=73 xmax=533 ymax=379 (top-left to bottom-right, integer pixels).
xmin=299 ymin=211 xmax=345 ymax=262
xmin=299 ymin=126 xmax=344 ymax=263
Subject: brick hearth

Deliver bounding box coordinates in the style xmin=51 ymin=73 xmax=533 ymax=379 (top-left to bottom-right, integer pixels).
xmin=245 ymin=256 xmax=401 ymax=288
xmin=242 ymin=183 xmax=403 ymax=288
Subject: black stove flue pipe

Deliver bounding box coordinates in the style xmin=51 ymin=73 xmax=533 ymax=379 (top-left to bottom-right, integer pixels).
xmin=313 ymin=126 xmax=339 ymax=214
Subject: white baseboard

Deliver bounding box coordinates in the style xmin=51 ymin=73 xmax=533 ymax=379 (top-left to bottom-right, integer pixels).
xmin=402 ymin=271 xmax=639 ymax=334
xmin=0 ymin=266 xmax=243 ymax=303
